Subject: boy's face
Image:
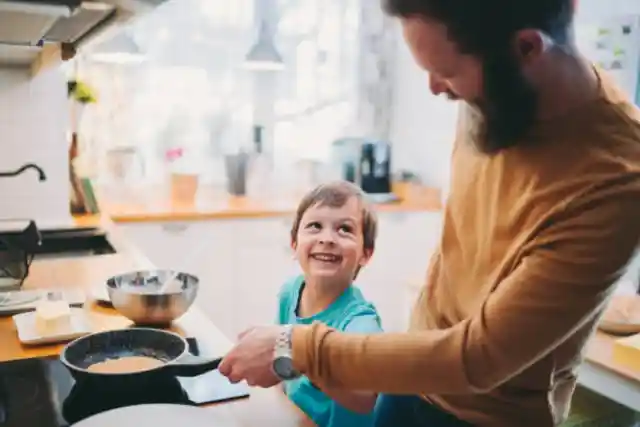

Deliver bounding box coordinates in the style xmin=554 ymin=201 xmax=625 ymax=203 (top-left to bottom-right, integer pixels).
xmin=292 ymin=197 xmax=372 ymax=286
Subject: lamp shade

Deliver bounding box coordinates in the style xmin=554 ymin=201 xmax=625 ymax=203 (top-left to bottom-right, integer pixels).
xmin=88 ymin=32 xmax=146 ymax=65
xmin=243 ymin=20 xmax=284 ymax=71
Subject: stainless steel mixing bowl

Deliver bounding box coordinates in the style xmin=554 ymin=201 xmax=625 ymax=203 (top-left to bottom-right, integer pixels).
xmin=106 ymin=269 xmax=199 ymax=326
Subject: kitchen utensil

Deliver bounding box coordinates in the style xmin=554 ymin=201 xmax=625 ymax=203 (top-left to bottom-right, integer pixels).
xmin=60 ymin=328 xmax=223 ymax=387
xmin=13 ymin=307 xmax=92 ymax=345
xmin=73 ymin=404 xmax=241 ymax=427
xmin=106 ymin=269 xmax=198 ymax=326
xmin=0 ymin=219 xmax=41 ymax=290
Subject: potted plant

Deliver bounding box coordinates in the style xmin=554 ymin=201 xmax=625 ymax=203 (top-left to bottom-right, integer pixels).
xmin=68 ymin=79 xmax=98 ymax=104
xmin=67 ymin=79 xmax=98 ymax=215
xmin=68 ymin=79 xmax=97 ymax=132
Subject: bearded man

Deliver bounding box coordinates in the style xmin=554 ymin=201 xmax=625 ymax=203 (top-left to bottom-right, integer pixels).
xmin=219 ymin=1 xmax=640 ymax=426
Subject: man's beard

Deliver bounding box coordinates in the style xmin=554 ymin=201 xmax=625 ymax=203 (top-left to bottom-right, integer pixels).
xmin=470 ymin=50 xmax=539 ymax=155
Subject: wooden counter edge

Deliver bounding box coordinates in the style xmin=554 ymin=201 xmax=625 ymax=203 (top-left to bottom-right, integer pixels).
xmin=91 ymin=186 xmax=443 ymax=224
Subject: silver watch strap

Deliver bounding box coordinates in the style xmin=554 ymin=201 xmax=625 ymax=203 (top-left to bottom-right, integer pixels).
xmin=274 ymin=324 xmax=293 ymax=357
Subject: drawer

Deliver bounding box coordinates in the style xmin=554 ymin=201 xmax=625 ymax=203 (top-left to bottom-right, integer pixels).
xmin=227 ymin=217 xmax=294 ymax=247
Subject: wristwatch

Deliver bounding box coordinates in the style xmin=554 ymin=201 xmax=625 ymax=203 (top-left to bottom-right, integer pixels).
xmin=272 ymin=325 xmax=301 ymax=381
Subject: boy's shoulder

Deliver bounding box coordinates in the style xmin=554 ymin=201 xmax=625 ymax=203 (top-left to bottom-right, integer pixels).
xmin=276 ymin=275 xmax=304 ymax=325
xmin=278 ymin=274 xmax=304 ymax=300
xmin=333 ymin=285 xmax=383 ymax=333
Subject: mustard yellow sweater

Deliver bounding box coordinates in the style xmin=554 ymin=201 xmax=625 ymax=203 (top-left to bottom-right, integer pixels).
xmin=292 ymin=70 xmax=640 ymax=426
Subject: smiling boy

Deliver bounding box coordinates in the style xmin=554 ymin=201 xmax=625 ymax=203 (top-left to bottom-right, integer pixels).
xmin=275 ymin=181 xmax=383 ymax=427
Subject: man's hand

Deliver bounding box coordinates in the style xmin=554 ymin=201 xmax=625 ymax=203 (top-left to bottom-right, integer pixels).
xmin=218 ymin=325 xmax=284 ymax=387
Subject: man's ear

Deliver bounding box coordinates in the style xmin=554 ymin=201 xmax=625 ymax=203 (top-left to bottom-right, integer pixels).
xmin=513 ymin=29 xmax=550 ymax=64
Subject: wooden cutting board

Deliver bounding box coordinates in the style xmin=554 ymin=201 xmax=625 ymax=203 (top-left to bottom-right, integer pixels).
xmin=73 ymin=404 xmax=242 ymax=427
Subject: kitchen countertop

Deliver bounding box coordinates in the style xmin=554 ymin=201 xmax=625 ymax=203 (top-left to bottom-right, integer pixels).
xmin=0 ymin=216 xmax=313 ymax=426
xmin=93 ymin=184 xmax=442 ymax=223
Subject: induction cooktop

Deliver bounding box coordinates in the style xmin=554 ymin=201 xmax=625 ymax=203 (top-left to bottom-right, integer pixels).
xmin=0 ymin=338 xmax=250 ymax=427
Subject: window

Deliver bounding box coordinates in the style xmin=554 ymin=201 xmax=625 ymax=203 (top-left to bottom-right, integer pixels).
xmin=78 ymin=0 xmax=392 ymax=185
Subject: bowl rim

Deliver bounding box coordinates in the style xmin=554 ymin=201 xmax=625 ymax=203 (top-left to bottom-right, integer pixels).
xmin=106 ymin=269 xmax=199 ymax=293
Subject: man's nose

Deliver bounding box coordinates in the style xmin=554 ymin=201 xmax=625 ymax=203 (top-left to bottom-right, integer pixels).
xmin=429 ymin=75 xmax=448 ymax=96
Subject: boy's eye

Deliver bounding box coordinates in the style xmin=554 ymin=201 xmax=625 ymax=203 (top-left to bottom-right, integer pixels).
xmin=338 ymin=224 xmax=353 ymax=234
xmin=306 ymin=222 xmax=321 ymax=230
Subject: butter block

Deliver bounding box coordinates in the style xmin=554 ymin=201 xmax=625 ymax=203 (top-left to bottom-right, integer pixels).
xmin=35 ymin=299 xmax=72 ymax=335
xmin=612 ymin=333 xmax=640 ymax=372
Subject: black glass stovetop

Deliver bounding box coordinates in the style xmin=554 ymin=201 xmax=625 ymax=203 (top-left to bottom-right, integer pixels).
xmin=0 ymin=338 xmax=250 ymax=427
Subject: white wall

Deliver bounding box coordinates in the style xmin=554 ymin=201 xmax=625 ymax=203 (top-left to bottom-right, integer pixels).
xmin=0 ymin=67 xmax=72 ymax=225
xmin=389 ymin=23 xmax=459 ymax=190
xmin=575 ymin=0 xmax=640 ymax=20
xmin=389 ymin=0 xmax=640 ymax=190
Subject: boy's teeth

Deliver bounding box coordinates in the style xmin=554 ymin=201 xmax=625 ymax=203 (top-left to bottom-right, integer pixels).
xmin=312 ymin=254 xmax=339 ymax=261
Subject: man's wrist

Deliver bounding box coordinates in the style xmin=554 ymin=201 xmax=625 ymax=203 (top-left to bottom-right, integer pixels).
xmin=272 ymin=325 xmax=301 ymax=380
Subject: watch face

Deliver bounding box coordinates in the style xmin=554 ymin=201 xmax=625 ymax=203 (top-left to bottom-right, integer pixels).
xmin=273 ymin=356 xmax=297 ymax=380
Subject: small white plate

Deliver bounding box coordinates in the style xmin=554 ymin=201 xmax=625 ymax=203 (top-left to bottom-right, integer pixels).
xmin=74 ymin=404 xmax=241 ymax=427
xmin=13 ymin=307 xmax=93 ymax=345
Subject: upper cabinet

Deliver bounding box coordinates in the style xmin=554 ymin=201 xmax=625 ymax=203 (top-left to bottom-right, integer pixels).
xmin=0 ymin=0 xmax=169 ymax=76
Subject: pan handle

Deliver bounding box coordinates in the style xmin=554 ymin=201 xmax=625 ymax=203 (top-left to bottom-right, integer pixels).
xmin=162 ymin=353 xmax=223 ymax=377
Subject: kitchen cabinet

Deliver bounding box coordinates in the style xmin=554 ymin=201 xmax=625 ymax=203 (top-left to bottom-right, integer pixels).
xmin=357 ymin=211 xmax=442 ymax=332
xmin=117 ymin=210 xmax=443 ymax=338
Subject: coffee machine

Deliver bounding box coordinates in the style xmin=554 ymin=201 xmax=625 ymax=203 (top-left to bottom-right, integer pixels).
xmin=331 ymin=138 xmax=398 ymax=203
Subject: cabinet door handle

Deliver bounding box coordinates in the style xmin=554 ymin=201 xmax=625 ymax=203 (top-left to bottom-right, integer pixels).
xmin=161 ymin=223 xmax=190 ymax=233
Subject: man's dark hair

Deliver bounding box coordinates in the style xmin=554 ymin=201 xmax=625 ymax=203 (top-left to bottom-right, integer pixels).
xmin=383 ymin=0 xmax=574 ymax=55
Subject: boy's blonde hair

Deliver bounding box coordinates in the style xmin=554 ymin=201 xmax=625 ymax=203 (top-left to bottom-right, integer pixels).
xmin=290 ymin=180 xmax=378 ymax=251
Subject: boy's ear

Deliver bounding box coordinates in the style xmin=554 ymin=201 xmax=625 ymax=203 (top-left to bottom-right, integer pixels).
xmin=359 ymin=248 xmax=374 ymax=266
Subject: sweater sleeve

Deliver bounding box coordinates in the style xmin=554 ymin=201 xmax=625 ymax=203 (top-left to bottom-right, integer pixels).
xmin=291 ymin=183 xmax=640 ymax=394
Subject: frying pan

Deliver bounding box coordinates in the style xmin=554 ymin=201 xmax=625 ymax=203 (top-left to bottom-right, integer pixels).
xmin=60 ymin=327 xmax=223 ymax=387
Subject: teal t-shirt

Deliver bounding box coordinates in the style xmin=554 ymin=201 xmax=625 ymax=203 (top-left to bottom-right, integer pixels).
xmin=276 ymin=275 xmax=383 ymax=427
